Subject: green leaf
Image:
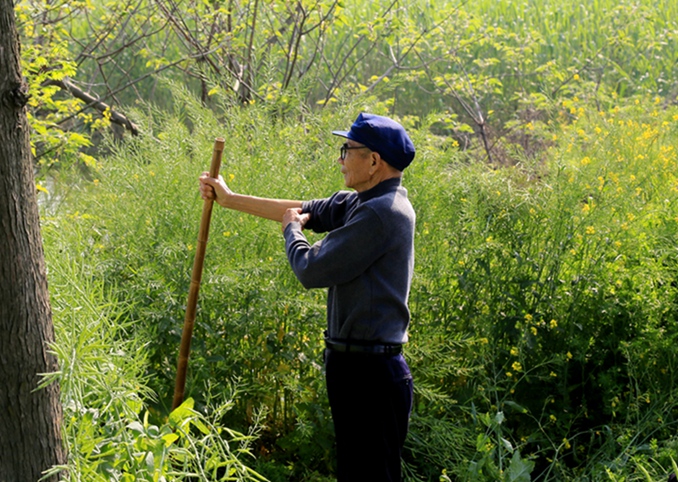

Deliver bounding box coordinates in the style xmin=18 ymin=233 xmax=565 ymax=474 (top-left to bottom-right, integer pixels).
xmin=191 ymin=418 xmax=210 ymax=435
xmin=456 ymin=123 xmax=475 ymax=133
xmin=507 ymin=450 xmax=535 ymax=482
xmin=505 ymin=401 xmax=529 ymax=414
xmin=128 ymin=421 xmax=145 ymax=434
xmin=476 ymin=433 xmax=489 ymax=452
xmin=161 ymin=433 xmax=179 ymax=447
xmin=145 ymin=451 xmax=155 ymax=472
xmin=169 ymin=397 xmax=195 ymax=426
xmin=501 ymin=437 xmax=514 ymax=453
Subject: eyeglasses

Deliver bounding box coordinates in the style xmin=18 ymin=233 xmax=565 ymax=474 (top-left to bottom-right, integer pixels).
xmin=340 ymin=142 xmax=371 ymax=160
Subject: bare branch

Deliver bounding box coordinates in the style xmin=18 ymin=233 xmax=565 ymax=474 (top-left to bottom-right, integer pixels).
xmin=321 ymin=0 xmax=399 ymax=105
xmin=364 ymin=1 xmax=466 ymax=95
xmin=46 ymin=77 xmax=140 ymax=135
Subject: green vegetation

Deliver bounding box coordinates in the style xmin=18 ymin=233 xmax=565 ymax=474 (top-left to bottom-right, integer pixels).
xmin=41 ymin=90 xmax=678 ymax=480
xmin=19 ymin=0 xmax=678 ymax=480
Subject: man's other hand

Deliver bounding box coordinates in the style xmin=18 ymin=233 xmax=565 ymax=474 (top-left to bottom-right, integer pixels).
xmin=283 ymin=208 xmax=310 ymax=231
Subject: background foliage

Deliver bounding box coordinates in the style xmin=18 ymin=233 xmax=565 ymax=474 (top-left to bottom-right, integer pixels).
xmin=42 ymin=90 xmax=678 ymax=480
xmin=21 ymin=0 xmax=678 ymax=480
xmin=18 ymin=0 xmax=678 ymax=170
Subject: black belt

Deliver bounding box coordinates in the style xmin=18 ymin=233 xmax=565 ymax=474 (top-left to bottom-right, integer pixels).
xmin=325 ymin=338 xmax=402 ymax=355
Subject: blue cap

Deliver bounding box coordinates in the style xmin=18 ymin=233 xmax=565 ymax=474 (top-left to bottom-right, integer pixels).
xmin=332 ymin=113 xmax=415 ymax=171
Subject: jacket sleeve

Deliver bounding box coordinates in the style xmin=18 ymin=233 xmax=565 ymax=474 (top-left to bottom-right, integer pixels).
xmin=283 ymin=204 xmax=386 ymax=289
xmin=302 ymin=191 xmax=354 ymax=234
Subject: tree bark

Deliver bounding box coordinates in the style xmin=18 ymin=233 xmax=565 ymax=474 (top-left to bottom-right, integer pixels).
xmin=0 ymin=1 xmax=67 ymax=480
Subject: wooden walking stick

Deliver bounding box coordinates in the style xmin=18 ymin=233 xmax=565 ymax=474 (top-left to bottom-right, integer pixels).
xmin=172 ymin=137 xmax=225 ymax=411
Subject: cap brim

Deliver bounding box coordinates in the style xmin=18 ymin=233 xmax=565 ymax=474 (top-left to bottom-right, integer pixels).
xmin=332 ymin=130 xmax=350 ymax=138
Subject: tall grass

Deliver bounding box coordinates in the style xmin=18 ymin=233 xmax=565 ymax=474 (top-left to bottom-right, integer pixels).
xmin=41 ymin=84 xmax=678 ymax=480
xmin=328 ymin=0 xmax=677 ymax=114
xmin=41 ymin=123 xmax=270 ymax=480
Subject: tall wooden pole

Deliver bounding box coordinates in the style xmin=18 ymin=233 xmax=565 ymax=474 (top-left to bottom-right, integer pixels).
xmin=172 ymin=138 xmax=224 ymax=410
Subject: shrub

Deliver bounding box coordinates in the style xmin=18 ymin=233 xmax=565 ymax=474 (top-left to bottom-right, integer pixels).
xmin=42 ymin=89 xmax=678 ymax=480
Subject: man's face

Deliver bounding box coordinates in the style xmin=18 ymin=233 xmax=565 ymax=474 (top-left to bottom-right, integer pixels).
xmin=337 ymin=140 xmax=373 ymax=192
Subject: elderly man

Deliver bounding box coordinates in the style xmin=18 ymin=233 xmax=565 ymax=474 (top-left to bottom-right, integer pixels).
xmin=200 ymin=113 xmax=416 ymax=482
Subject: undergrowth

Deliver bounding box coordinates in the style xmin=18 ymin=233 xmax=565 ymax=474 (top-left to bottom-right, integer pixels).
xmin=41 ymin=88 xmax=678 ymax=480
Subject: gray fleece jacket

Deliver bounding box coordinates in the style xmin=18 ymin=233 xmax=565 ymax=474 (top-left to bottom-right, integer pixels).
xmin=283 ymin=177 xmax=415 ymax=345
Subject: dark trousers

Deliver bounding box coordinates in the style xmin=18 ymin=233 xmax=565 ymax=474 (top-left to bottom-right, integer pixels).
xmin=325 ymin=350 xmax=414 ymax=482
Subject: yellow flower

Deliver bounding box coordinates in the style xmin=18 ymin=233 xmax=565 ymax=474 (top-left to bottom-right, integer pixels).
xmin=550 ymin=414 xmax=557 ymax=422
xmin=510 ymin=347 xmax=519 ymax=356
xmin=581 ymin=157 xmax=591 ymax=166
xmin=585 ymin=226 xmax=595 ymax=235
xmin=512 ymin=361 xmax=523 ymax=372
xmin=563 ymin=438 xmax=571 ymax=449
xmin=550 ymin=371 xmax=558 ymax=377
xmin=524 ymin=314 xmax=533 ymax=322
xmin=506 ymin=372 xmax=513 ymax=378
xmin=566 ymin=351 xmax=573 ymax=360
xmin=573 ymin=74 xmax=580 ymax=81
xmin=549 ymin=319 xmax=558 ymax=329
xmin=229 ymin=173 xmax=235 ymax=181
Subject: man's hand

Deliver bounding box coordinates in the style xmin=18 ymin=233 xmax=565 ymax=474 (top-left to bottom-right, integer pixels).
xmin=282 ymin=207 xmax=310 ymax=231
xmin=199 ymin=172 xmax=233 ymax=206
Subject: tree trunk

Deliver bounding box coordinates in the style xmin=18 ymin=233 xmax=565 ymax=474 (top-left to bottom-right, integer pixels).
xmin=0 ymin=1 xmax=67 ymax=480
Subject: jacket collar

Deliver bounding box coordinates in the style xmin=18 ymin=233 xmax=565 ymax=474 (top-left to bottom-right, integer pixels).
xmin=357 ymin=177 xmax=402 ymax=202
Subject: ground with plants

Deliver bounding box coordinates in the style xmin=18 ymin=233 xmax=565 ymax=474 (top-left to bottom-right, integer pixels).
xmin=19 ymin=0 xmax=678 ymax=480
xmin=42 ymin=93 xmax=678 ymax=481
